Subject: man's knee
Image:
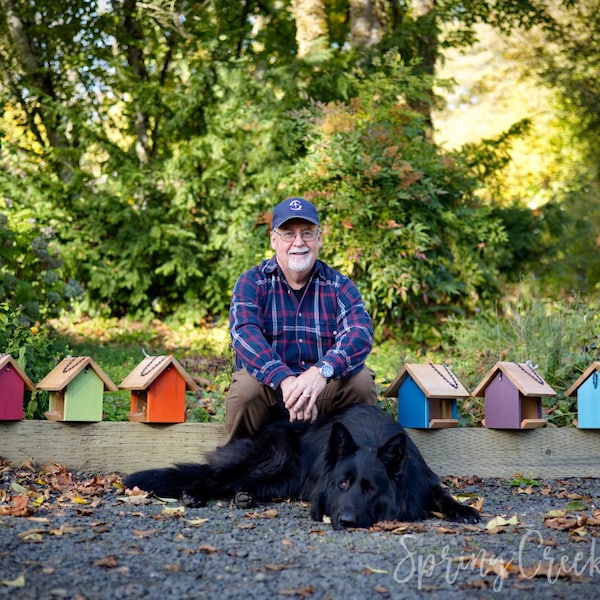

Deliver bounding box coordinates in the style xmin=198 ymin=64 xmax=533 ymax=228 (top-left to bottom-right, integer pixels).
xmin=346 ymin=367 xmax=377 ymax=404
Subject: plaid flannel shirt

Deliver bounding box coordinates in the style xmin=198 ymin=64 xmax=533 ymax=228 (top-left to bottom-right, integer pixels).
xmin=229 ymin=257 xmax=374 ymax=390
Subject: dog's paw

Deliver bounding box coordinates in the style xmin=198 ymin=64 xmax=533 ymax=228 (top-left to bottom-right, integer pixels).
xmin=181 ymin=491 xmax=206 ymax=508
xmin=451 ymin=504 xmax=481 ymax=524
xmin=233 ymin=491 xmax=254 ymax=509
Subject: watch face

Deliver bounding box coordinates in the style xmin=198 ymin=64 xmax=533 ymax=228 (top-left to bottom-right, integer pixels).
xmin=321 ymin=364 xmax=334 ymax=378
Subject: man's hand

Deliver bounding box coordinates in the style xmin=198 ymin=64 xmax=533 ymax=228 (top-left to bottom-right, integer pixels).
xmin=281 ymin=367 xmax=327 ymax=422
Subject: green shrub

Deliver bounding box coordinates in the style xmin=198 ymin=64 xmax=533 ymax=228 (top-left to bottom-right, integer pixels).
xmin=0 ymin=303 xmax=70 ymax=418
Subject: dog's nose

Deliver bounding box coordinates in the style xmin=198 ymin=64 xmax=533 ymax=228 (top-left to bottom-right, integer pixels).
xmin=337 ymin=511 xmax=357 ymax=528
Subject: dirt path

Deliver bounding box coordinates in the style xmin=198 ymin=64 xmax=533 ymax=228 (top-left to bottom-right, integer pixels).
xmin=1 ymin=460 xmax=599 ymax=599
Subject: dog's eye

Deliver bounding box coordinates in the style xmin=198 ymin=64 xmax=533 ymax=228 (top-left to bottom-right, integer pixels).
xmin=338 ymin=478 xmax=351 ymax=490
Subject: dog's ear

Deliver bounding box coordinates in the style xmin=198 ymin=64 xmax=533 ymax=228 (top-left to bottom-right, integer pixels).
xmin=327 ymin=422 xmax=358 ymax=463
xmin=377 ymin=432 xmax=407 ymax=473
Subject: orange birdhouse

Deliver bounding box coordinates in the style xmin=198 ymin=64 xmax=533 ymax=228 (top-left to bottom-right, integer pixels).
xmin=120 ymin=355 xmax=200 ymax=423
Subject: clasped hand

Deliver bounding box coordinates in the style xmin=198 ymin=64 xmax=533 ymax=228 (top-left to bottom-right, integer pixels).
xmin=281 ymin=366 xmax=327 ymax=423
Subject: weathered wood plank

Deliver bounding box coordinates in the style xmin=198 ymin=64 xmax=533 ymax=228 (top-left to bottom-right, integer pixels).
xmin=1 ymin=421 xmax=599 ymax=478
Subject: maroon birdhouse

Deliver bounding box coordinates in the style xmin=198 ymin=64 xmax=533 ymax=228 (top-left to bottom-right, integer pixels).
xmin=0 ymin=354 xmax=35 ymax=421
xmin=473 ymin=361 xmax=556 ymax=429
xmin=119 ymin=355 xmax=200 ymax=423
xmin=383 ymin=363 xmax=470 ymax=428
xmin=38 ymin=356 xmax=117 ymax=422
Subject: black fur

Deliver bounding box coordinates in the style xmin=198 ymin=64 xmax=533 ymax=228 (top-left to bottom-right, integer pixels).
xmin=124 ymin=404 xmax=480 ymax=530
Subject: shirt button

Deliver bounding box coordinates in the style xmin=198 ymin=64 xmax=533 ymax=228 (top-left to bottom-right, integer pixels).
xmin=299 ymin=338 xmax=303 ymax=343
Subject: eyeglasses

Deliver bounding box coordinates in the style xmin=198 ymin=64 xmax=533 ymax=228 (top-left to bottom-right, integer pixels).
xmin=274 ymin=229 xmax=319 ymax=242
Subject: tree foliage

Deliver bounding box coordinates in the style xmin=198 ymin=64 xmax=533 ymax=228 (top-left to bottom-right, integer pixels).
xmin=0 ymin=0 xmax=594 ymax=345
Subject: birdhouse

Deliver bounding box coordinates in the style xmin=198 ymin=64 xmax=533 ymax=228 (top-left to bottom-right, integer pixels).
xmin=0 ymin=354 xmax=35 ymax=421
xmin=38 ymin=356 xmax=117 ymax=422
xmin=565 ymin=362 xmax=600 ymax=429
xmin=473 ymin=361 xmax=556 ymax=429
xmin=119 ymin=355 xmax=200 ymax=423
xmin=383 ymin=363 xmax=470 ymax=428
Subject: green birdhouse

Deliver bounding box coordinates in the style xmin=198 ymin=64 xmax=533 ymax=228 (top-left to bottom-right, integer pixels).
xmin=38 ymin=356 xmax=117 ymax=422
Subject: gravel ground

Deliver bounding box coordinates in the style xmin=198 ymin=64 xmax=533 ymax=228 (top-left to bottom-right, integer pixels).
xmin=1 ymin=461 xmax=600 ymax=599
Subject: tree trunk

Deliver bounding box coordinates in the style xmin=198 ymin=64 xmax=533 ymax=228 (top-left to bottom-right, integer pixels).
xmin=411 ymin=0 xmax=437 ymax=131
xmin=350 ymin=0 xmax=387 ymax=49
xmin=118 ymin=0 xmax=152 ymax=164
xmin=291 ymin=0 xmax=329 ymax=58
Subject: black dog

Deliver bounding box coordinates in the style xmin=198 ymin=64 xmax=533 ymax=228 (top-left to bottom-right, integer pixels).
xmin=124 ymin=404 xmax=480 ymax=529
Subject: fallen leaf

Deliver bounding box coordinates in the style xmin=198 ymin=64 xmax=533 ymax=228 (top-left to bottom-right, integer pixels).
xmin=133 ymin=529 xmax=158 ymax=538
xmin=486 ymin=515 xmax=519 ymax=531
xmin=17 ymin=529 xmax=47 ymax=543
xmin=279 ymin=585 xmax=314 ymax=596
xmin=264 ymin=563 xmax=290 ymax=571
xmin=10 ymin=482 xmax=30 ymax=494
xmin=186 ymin=518 xmax=209 ymax=527
xmin=0 ymin=495 xmax=33 ymax=517
xmin=1 ymin=574 xmax=25 ymax=588
xmin=565 ymin=500 xmax=587 ymax=511
xmin=363 ymin=566 xmax=389 ymax=574
xmin=244 ymin=509 xmax=278 ymax=519
xmin=160 ymin=505 xmax=185 ymax=517
xmin=94 ymin=556 xmax=119 ymax=569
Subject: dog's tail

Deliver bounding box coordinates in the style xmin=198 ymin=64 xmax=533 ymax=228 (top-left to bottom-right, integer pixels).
xmin=123 ymin=463 xmax=213 ymax=500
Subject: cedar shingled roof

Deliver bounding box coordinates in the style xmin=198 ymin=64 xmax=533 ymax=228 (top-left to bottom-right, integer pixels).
xmin=383 ymin=363 xmax=470 ymax=398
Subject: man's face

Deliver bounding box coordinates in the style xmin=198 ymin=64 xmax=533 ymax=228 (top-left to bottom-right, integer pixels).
xmin=270 ymin=219 xmax=322 ymax=276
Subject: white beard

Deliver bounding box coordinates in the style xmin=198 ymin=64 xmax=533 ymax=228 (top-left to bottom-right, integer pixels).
xmin=287 ymin=250 xmax=312 ymax=272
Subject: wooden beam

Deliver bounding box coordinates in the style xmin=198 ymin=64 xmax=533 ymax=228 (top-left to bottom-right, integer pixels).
xmin=1 ymin=421 xmax=599 ymax=478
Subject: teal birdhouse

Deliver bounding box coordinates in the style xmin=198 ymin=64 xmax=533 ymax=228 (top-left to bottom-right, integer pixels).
xmin=383 ymin=363 xmax=469 ymax=428
xmin=37 ymin=356 xmax=117 ymax=422
xmin=565 ymin=362 xmax=600 ymax=429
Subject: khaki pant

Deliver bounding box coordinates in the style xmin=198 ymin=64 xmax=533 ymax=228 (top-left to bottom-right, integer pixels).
xmin=223 ymin=367 xmax=378 ymax=443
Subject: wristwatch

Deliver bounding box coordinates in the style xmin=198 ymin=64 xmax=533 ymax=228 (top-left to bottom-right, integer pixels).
xmin=319 ymin=362 xmax=334 ymax=381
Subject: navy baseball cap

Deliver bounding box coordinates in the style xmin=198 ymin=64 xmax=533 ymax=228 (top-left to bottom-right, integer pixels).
xmin=272 ymin=197 xmax=320 ymax=230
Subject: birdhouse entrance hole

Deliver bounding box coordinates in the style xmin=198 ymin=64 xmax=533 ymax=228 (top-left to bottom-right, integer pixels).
xmin=45 ymin=391 xmax=66 ymax=421
xmin=428 ymin=398 xmax=459 ymax=428
xmin=520 ymin=396 xmax=545 ymax=429
xmin=128 ymin=390 xmax=148 ymax=422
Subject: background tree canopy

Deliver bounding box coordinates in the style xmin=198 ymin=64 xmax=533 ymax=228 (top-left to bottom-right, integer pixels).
xmin=0 ymin=0 xmax=597 ymax=345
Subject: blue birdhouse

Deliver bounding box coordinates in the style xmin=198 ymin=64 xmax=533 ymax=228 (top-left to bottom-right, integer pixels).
xmin=383 ymin=363 xmax=469 ymax=428
xmin=565 ymin=362 xmax=600 ymax=429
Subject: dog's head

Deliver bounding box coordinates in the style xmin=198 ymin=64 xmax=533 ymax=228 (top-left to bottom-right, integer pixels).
xmin=316 ymin=421 xmax=407 ymax=530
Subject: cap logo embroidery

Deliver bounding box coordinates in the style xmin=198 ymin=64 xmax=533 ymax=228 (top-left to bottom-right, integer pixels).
xmin=288 ymin=199 xmax=303 ymax=211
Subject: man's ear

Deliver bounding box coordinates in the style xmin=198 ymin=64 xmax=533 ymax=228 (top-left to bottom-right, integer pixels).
xmin=377 ymin=432 xmax=407 ymax=473
xmin=327 ymin=422 xmax=358 ymax=464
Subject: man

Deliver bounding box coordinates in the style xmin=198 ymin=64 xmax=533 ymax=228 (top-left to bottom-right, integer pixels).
xmin=224 ymin=196 xmax=377 ymax=441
